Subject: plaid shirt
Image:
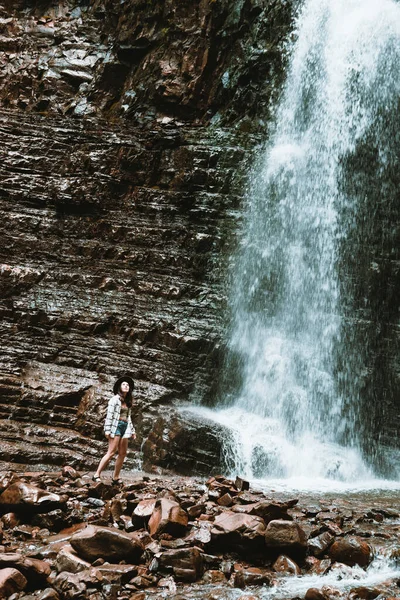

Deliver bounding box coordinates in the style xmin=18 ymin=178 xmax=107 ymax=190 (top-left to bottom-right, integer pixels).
xmin=104 ymin=394 xmax=135 ymax=438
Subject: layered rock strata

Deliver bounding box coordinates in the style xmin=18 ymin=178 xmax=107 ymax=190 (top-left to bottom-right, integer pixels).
xmin=0 ymin=0 xmax=295 ymax=470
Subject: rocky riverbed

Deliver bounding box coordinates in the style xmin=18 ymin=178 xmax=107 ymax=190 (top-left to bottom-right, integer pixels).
xmin=0 ymin=468 xmax=399 ymax=600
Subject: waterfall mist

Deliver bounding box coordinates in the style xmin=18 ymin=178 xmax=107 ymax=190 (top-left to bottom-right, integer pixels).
xmin=210 ymin=0 xmax=400 ymax=482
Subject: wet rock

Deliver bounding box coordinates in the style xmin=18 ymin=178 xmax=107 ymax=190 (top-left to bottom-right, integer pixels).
xmin=305 ymin=588 xmax=329 ymax=600
xmin=329 ymin=536 xmax=372 ymax=567
xmin=234 ymin=566 xmax=271 ymax=588
xmin=37 ymin=589 xmax=60 ymax=600
xmin=211 ymin=511 xmax=266 ymax=551
xmin=148 ymin=497 xmax=188 ymax=537
xmin=217 ymin=493 xmax=234 ymax=507
xmin=187 ymin=503 xmax=207 ymax=519
xmin=62 ymin=467 xmax=79 ymax=480
xmin=31 ymin=509 xmax=67 ymax=531
xmin=201 ymin=569 xmax=227 ymax=583
xmin=1 ymin=513 xmax=20 ymax=529
xmin=349 ymin=586 xmax=381 ymax=599
xmin=0 ymin=553 xmax=51 ymax=585
xmin=158 ymin=547 xmax=204 ymax=582
xmin=308 ymin=531 xmax=335 ymax=557
xmin=69 ymin=524 xmax=144 ymax=563
xmin=0 ymin=482 xmax=63 ymax=513
xmin=305 ymin=556 xmax=332 ymax=575
xmin=52 ymin=571 xmax=86 ymax=599
xmin=55 ymin=544 xmax=91 ymax=574
xmin=232 ymin=499 xmax=296 ymax=523
xmin=133 ymin=498 xmax=157 ymax=522
xmin=273 ymin=554 xmax=301 ymax=575
xmin=0 ymin=567 xmax=27 ymax=597
xmin=264 ymin=519 xmax=308 ymax=558
xmin=235 ymin=477 xmax=250 ymax=492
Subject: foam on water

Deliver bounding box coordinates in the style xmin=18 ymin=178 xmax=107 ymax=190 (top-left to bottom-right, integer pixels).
xmin=185 ymin=403 xmax=400 ymax=493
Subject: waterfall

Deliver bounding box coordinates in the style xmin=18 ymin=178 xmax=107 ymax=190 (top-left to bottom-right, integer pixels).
xmin=205 ymin=0 xmax=400 ymax=483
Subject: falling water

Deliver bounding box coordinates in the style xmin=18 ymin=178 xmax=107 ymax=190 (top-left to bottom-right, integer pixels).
xmin=203 ymin=0 xmax=400 ymax=483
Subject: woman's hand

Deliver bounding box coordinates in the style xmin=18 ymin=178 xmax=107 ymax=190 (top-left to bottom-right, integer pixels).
xmin=105 ymin=433 xmax=110 ymax=439
xmin=131 ymin=433 xmax=136 ymax=440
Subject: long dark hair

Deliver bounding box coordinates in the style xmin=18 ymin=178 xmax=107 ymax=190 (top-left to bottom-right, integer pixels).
xmin=119 ymin=386 xmax=132 ymax=408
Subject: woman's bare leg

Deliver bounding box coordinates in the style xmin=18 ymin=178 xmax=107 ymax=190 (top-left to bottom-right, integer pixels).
xmin=113 ymin=437 xmax=129 ymax=480
xmin=94 ymin=436 xmax=120 ymax=478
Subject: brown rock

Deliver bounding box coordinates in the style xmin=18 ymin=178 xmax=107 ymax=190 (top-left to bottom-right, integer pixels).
xmin=305 ymin=588 xmax=328 ymax=600
xmin=55 ymin=544 xmax=91 ymax=574
xmin=349 ymin=586 xmax=381 ymax=599
xmin=61 ymin=466 xmax=79 ymax=480
xmin=96 ymin=563 xmax=138 ymax=584
xmin=212 ymin=511 xmax=266 ymax=536
xmin=235 ymin=476 xmax=250 ymax=491
xmin=264 ymin=519 xmax=307 ymax=557
xmin=233 ymin=499 xmax=296 ymax=524
xmin=308 ymin=531 xmax=335 ymax=557
xmin=273 ymin=554 xmax=301 ymax=575
xmin=37 ymin=589 xmax=60 ymax=600
xmin=234 ymin=566 xmax=271 ymax=588
xmin=133 ymin=498 xmax=157 ymax=520
xmin=0 ymin=482 xmax=62 ymax=512
xmin=187 ymin=503 xmax=206 ymax=518
xmin=0 ymin=567 xmax=27 ymax=597
xmin=148 ymin=498 xmax=188 ymax=537
xmin=305 ymin=557 xmax=331 ymax=575
xmin=217 ymin=493 xmax=233 ymax=507
xmin=329 ymin=536 xmax=372 ymax=567
xmin=158 ymin=547 xmax=204 ymax=582
xmin=0 ymin=553 xmax=51 ymax=584
xmin=1 ymin=513 xmax=20 ymax=529
xmin=201 ymin=569 xmax=226 ymax=583
xmin=52 ymin=572 xmax=86 ymax=598
xmin=70 ymin=525 xmax=144 ymax=563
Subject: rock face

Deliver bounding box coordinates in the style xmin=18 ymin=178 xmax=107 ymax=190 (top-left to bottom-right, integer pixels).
xmin=0 ymin=0 xmax=295 ymax=472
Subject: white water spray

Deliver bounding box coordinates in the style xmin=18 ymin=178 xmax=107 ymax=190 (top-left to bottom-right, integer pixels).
xmin=211 ymin=0 xmax=400 ymax=482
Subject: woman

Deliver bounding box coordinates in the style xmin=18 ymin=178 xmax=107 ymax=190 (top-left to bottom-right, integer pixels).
xmin=93 ymin=376 xmax=136 ymax=484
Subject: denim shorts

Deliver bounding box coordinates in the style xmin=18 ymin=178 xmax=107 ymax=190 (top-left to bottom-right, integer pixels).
xmin=115 ymin=420 xmax=128 ymax=437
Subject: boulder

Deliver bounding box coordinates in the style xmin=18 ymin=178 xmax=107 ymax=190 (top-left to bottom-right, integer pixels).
xmin=211 ymin=511 xmax=266 ymax=552
xmin=305 ymin=588 xmax=329 ymax=600
xmin=273 ymin=554 xmax=301 ymax=575
xmin=329 ymin=537 xmax=372 ymax=567
xmin=0 ymin=482 xmax=63 ymax=513
xmin=349 ymin=586 xmax=381 ymax=600
xmin=264 ymin=520 xmax=308 ymax=558
xmin=52 ymin=572 xmax=86 ymax=599
xmin=55 ymin=545 xmax=91 ymax=574
xmin=158 ymin=547 xmax=204 ymax=582
xmin=148 ymin=497 xmax=188 ymax=537
xmin=232 ymin=499 xmax=297 ymax=523
xmin=0 ymin=567 xmax=27 ymax=597
xmin=234 ymin=566 xmax=271 ymax=588
xmin=133 ymin=498 xmax=157 ymax=521
xmin=308 ymin=531 xmax=335 ymax=557
xmin=0 ymin=553 xmax=51 ymax=585
xmin=70 ymin=525 xmax=144 ymax=563
xmin=1 ymin=513 xmax=20 ymax=529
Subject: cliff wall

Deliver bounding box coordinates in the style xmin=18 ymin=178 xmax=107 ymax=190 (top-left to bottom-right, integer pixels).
xmin=0 ymin=0 xmax=294 ymax=473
